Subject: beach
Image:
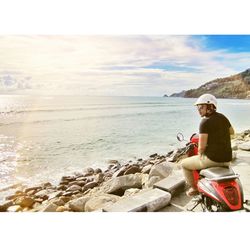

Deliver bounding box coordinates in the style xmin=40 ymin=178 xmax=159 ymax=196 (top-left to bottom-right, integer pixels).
xmin=1 ymin=95 xmax=250 ymax=198
xmin=1 ymin=128 xmax=249 ymax=212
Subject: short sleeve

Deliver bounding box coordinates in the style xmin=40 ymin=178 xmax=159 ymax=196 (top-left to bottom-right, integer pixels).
xmin=199 ymin=118 xmax=209 ymax=134
xmin=224 ymin=116 xmax=231 ymax=129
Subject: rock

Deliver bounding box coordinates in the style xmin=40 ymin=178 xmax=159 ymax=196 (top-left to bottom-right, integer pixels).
xmin=62 ymin=191 xmax=75 ymax=196
xmin=84 ymin=194 xmax=120 ymax=212
xmin=124 ymin=165 xmax=141 ymax=175
xmin=68 ymin=180 xmax=86 ymax=187
xmin=150 ymin=153 xmax=158 ymax=158
xmin=65 ymin=185 xmax=82 ymax=192
xmin=231 ymin=143 xmax=238 ymax=151
xmin=61 ymin=175 xmax=76 ymax=182
xmin=48 ymin=191 xmax=64 ymax=200
xmin=56 ymin=206 xmax=68 ymax=212
xmin=76 ymin=176 xmax=87 ymax=181
xmin=60 ymin=196 xmax=71 ymax=203
xmin=102 ymin=173 xmax=143 ymax=196
xmin=49 ymin=197 xmax=66 ymax=206
xmin=123 ymin=188 xmax=141 ymax=197
xmin=83 ymin=181 xmax=98 ymax=190
xmin=112 ymin=166 xmax=127 ymax=178
xmin=145 ymin=176 xmax=162 ymax=188
xmin=94 ymin=168 xmax=102 ymax=174
xmin=15 ymin=196 xmax=35 ymax=208
xmin=41 ymin=203 xmax=58 ymax=212
xmin=7 ymin=205 xmax=22 ymax=212
xmin=232 ymin=151 xmax=237 ymax=161
xmin=83 ymin=167 xmax=95 ymax=176
xmin=68 ymin=196 xmax=90 ymax=212
xmin=104 ymin=188 xmax=171 ymax=212
xmin=243 ymin=129 xmax=250 ymax=136
xmin=149 ymin=162 xmax=173 ymax=180
xmin=5 ymin=193 xmax=25 ymax=201
xmin=141 ymin=164 xmax=153 ymax=174
xmin=24 ymin=186 xmax=41 ymax=193
xmin=32 ymin=202 xmax=42 ymax=209
xmin=0 ymin=201 xmax=14 ymax=212
xmin=57 ymin=185 xmax=67 ymax=190
xmin=41 ymin=182 xmax=53 ymax=188
xmin=108 ymin=160 xmax=119 ymax=165
xmin=239 ymin=142 xmax=250 ymax=151
xmin=94 ymin=173 xmax=104 ymax=183
xmin=34 ymin=190 xmax=50 ymax=200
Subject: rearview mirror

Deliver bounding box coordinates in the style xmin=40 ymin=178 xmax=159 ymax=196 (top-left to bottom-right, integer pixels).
xmin=177 ymin=133 xmax=184 ymax=142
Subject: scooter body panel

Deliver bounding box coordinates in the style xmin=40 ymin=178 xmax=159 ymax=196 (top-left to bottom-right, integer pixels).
xmin=182 ymin=133 xmax=244 ymax=212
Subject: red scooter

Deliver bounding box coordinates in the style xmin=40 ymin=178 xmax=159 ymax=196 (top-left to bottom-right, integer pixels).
xmin=177 ymin=133 xmax=249 ymax=212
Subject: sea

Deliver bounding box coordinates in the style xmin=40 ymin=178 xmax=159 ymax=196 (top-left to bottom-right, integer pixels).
xmin=0 ymin=95 xmax=250 ymax=200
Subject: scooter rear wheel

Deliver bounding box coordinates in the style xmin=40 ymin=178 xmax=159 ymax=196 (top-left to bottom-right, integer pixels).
xmin=202 ymin=196 xmax=226 ymax=212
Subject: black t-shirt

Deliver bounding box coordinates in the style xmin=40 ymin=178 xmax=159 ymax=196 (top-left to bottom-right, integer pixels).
xmin=199 ymin=112 xmax=232 ymax=162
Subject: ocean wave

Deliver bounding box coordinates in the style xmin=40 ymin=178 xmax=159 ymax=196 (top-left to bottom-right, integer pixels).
xmin=0 ymin=109 xmax=179 ymax=127
xmin=0 ymin=102 xmax=185 ymax=115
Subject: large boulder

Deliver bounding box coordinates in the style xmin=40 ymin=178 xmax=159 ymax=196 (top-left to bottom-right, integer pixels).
xmin=148 ymin=162 xmax=174 ymax=180
xmin=15 ymin=196 xmax=35 ymax=208
xmin=101 ymin=173 xmax=143 ymax=196
xmin=84 ymin=194 xmax=120 ymax=212
xmin=68 ymin=196 xmax=91 ymax=212
xmin=239 ymin=142 xmax=250 ymax=151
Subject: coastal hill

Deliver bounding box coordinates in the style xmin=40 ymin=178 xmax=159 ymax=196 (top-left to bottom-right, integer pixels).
xmin=170 ymin=68 xmax=250 ymax=99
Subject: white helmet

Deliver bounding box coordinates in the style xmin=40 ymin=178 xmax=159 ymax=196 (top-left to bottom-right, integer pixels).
xmin=194 ymin=93 xmax=217 ymax=109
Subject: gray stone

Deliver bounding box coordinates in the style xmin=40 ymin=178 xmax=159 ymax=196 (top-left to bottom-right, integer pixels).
xmin=35 ymin=189 xmax=50 ymax=200
xmin=84 ymin=181 xmax=98 ymax=190
xmin=239 ymin=142 xmax=250 ymax=151
xmin=48 ymin=191 xmax=64 ymax=200
xmin=124 ymin=165 xmax=141 ymax=175
xmin=112 ymin=166 xmax=127 ymax=178
xmin=49 ymin=197 xmax=66 ymax=206
xmin=102 ymin=173 xmax=143 ymax=196
xmin=66 ymin=185 xmax=82 ymax=192
xmin=7 ymin=205 xmax=22 ymax=212
xmin=56 ymin=206 xmax=68 ymax=212
xmin=153 ymin=175 xmax=186 ymax=195
xmin=141 ymin=164 xmax=153 ymax=174
xmin=123 ymin=188 xmax=141 ymax=197
xmin=0 ymin=201 xmax=14 ymax=212
xmin=145 ymin=176 xmax=161 ymax=188
xmin=149 ymin=162 xmax=173 ymax=179
xmin=24 ymin=186 xmax=42 ymax=193
xmin=68 ymin=196 xmax=91 ymax=212
xmin=103 ymin=188 xmax=171 ymax=212
xmin=94 ymin=168 xmax=102 ymax=174
xmin=15 ymin=196 xmax=35 ymax=208
xmin=94 ymin=173 xmax=104 ymax=183
xmin=85 ymin=194 xmax=120 ymax=212
xmin=41 ymin=203 xmax=58 ymax=212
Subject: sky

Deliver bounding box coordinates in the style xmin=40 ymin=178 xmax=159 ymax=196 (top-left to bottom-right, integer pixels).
xmin=0 ymin=35 xmax=250 ymax=96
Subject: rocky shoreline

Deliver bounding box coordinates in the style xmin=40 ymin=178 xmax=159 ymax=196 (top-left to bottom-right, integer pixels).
xmin=1 ymin=129 xmax=250 ymax=212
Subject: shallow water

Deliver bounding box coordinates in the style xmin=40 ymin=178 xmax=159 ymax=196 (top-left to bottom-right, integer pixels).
xmin=0 ymin=95 xmax=250 ymax=197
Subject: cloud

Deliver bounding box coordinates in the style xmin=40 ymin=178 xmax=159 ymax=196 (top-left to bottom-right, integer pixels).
xmin=0 ymin=35 xmax=250 ymax=96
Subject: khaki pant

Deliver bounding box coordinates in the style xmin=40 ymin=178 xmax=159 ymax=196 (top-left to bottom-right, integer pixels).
xmin=180 ymin=155 xmax=230 ymax=188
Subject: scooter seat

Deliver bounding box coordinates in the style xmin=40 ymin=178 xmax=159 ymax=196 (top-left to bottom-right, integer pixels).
xmin=199 ymin=166 xmax=235 ymax=179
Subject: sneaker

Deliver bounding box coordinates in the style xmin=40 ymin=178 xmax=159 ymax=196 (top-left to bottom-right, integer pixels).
xmin=186 ymin=187 xmax=199 ymax=197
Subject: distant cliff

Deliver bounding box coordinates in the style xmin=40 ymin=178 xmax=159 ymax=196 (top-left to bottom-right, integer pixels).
xmin=170 ymin=68 xmax=250 ymax=99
